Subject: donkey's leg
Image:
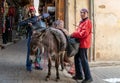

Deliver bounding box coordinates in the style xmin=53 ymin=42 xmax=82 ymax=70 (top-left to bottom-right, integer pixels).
xmin=60 ymin=51 xmax=66 ymax=71
xmin=55 ymin=55 xmax=60 ymax=81
xmin=46 ymin=56 xmax=52 ymax=81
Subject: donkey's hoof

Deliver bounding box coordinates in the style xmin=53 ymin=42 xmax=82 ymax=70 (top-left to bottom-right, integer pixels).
xmin=61 ymin=68 xmax=64 ymax=71
xmin=56 ymin=77 xmax=60 ymax=82
xmin=56 ymin=79 xmax=60 ymax=82
xmin=45 ymin=76 xmax=50 ymax=81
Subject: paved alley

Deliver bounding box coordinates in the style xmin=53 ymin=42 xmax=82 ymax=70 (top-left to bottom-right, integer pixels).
xmin=0 ymin=40 xmax=120 ymax=83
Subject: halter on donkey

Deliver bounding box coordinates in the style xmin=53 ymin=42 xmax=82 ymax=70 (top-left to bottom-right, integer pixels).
xmin=30 ymin=27 xmax=67 ymax=81
xmin=30 ymin=27 xmax=79 ymax=81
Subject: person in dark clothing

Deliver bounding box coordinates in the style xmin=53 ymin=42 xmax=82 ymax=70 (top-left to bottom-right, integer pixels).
xmin=2 ymin=15 xmax=10 ymax=44
xmin=5 ymin=16 xmax=9 ymax=42
xmin=2 ymin=33 xmax=7 ymax=44
xmin=5 ymin=15 xmax=11 ymax=42
xmin=71 ymin=8 xmax=93 ymax=83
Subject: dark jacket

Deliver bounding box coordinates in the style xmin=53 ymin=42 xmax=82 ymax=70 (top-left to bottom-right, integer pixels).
xmin=19 ymin=15 xmax=46 ymax=35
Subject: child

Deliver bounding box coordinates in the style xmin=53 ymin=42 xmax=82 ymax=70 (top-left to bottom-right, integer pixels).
xmin=34 ymin=48 xmax=43 ymax=70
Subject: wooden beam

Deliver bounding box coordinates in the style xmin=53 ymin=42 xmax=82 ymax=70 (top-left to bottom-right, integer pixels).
xmin=55 ymin=0 xmax=65 ymax=20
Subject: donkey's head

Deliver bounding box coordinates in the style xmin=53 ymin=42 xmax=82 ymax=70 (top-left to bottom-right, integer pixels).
xmin=29 ymin=30 xmax=47 ymax=62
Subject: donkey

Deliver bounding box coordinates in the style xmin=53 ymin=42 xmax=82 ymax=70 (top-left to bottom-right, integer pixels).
xmin=30 ymin=28 xmax=67 ymax=81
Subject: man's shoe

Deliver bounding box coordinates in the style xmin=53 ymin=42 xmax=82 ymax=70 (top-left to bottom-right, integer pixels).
xmin=35 ymin=66 xmax=43 ymax=70
xmin=34 ymin=62 xmax=43 ymax=70
xmin=81 ymin=78 xmax=93 ymax=83
xmin=26 ymin=67 xmax=32 ymax=72
xmin=72 ymin=76 xmax=83 ymax=80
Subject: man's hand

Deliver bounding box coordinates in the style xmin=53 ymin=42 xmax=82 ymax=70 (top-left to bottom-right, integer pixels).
xmin=33 ymin=30 xmax=37 ymax=34
xmin=28 ymin=22 xmax=32 ymax=26
xmin=37 ymin=16 xmax=42 ymax=21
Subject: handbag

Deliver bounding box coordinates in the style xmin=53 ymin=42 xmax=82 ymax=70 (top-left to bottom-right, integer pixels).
xmin=67 ymin=37 xmax=80 ymax=57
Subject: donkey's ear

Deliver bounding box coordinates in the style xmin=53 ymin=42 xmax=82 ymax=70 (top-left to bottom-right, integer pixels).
xmin=32 ymin=32 xmax=40 ymax=37
xmin=33 ymin=28 xmax=46 ymax=38
xmin=41 ymin=29 xmax=46 ymax=33
xmin=36 ymin=33 xmax=42 ymax=38
xmin=39 ymin=28 xmax=46 ymax=32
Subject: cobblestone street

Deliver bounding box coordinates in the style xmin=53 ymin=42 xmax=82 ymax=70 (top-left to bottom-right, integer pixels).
xmin=0 ymin=40 xmax=77 ymax=83
xmin=0 ymin=40 xmax=120 ymax=83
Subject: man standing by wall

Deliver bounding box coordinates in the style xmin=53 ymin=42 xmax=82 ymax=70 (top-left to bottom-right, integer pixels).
xmin=71 ymin=8 xmax=93 ymax=83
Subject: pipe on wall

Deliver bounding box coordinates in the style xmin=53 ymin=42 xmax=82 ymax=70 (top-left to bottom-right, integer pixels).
xmin=89 ymin=0 xmax=95 ymax=61
xmin=74 ymin=0 xmax=76 ymax=29
xmin=64 ymin=0 xmax=68 ymax=30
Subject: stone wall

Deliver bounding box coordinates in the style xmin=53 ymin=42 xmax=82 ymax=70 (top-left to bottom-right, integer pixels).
xmin=94 ymin=0 xmax=120 ymax=61
xmin=66 ymin=0 xmax=89 ymax=34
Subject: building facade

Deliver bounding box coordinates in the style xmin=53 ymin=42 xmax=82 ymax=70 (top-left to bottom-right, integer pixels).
xmin=94 ymin=0 xmax=120 ymax=61
xmin=1 ymin=0 xmax=120 ymax=61
xmin=65 ymin=0 xmax=120 ymax=61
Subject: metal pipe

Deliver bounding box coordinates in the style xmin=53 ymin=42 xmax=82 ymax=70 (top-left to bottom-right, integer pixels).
xmin=64 ymin=0 xmax=68 ymax=30
xmin=89 ymin=0 xmax=95 ymax=61
xmin=92 ymin=0 xmax=96 ymax=61
xmin=74 ymin=0 xmax=76 ymax=29
xmin=89 ymin=0 xmax=92 ymax=62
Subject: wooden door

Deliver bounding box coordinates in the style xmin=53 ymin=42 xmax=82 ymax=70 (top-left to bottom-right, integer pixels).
xmin=55 ymin=0 xmax=65 ymax=21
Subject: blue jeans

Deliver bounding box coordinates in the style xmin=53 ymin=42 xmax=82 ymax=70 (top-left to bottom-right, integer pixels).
xmin=26 ymin=35 xmax=32 ymax=71
xmin=74 ymin=48 xmax=92 ymax=80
